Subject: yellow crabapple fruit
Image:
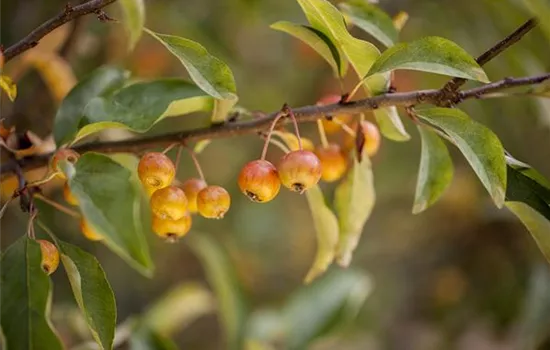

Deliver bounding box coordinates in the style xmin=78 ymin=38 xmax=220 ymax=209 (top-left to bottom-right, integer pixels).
xmin=197 ymin=186 xmax=231 ymax=219
xmin=150 ymin=185 xmax=188 ymax=220
xmin=238 ymin=160 xmax=281 ymax=203
xmin=181 ymin=178 xmax=208 ymax=213
xmin=277 ymin=150 xmax=322 ymax=193
xmin=137 ymin=152 xmax=175 ymax=190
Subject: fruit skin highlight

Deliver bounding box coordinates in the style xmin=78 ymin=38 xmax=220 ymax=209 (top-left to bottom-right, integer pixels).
xmin=80 ymin=219 xmax=103 ymax=241
xmin=238 ymin=160 xmax=281 ymax=203
xmin=277 ymin=150 xmax=322 ymax=193
xmin=138 ymin=152 xmax=175 ymax=190
xmin=181 ymin=178 xmax=207 ymax=213
xmin=197 ymin=186 xmax=231 ymax=219
xmin=315 ymin=144 xmax=348 ymax=182
xmin=150 ymin=185 xmax=188 ymax=220
xmin=37 ymin=240 xmax=60 ymax=275
xmin=152 ymin=211 xmax=192 ymax=242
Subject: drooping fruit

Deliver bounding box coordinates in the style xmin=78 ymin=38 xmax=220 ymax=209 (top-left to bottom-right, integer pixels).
xmin=181 ymin=178 xmax=207 ymax=213
xmin=51 ymin=148 xmax=80 ymax=178
xmin=150 ymin=185 xmax=188 ymax=220
xmin=344 ymin=120 xmax=381 ymax=157
xmin=238 ymin=160 xmax=281 ymax=203
xmin=37 ymin=239 xmax=60 ymax=275
xmin=151 ymin=211 xmax=192 ymax=242
xmin=137 ymin=152 xmax=175 ymax=190
xmin=316 ymin=94 xmax=353 ymax=134
xmin=197 ymin=186 xmax=231 ymax=219
xmin=277 ymin=150 xmax=322 ymax=193
xmin=315 ymin=144 xmax=348 ymax=182
xmin=63 ymin=182 xmax=78 ymax=206
xmin=80 ymin=219 xmax=103 ymax=241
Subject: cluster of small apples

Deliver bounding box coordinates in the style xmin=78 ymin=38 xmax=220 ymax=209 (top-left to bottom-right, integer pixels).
xmin=137 ymin=151 xmax=230 ymax=242
xmin=237 ymin=96 xmax=381 ymax=203
xmin=51 ymin=149 xmax=104 ymax=242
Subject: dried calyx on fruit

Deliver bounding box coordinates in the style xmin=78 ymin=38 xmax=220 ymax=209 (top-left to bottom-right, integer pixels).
xmin=138 ymin=152 xmax=175 ymax=190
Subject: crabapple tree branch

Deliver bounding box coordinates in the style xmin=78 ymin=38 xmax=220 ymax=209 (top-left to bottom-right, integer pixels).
xmin=1 ymin=72 xmax=548 ymax=177
xmin=2 ymin=0 xmax=118 ymax=63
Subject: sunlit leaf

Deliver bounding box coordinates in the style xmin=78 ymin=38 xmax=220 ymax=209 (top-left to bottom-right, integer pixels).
xmin=62 ymin=153 xmax=154 ymax=276
xmin=54 ymin=66 xmax=129 ymax=146
xmin=187 ymin=233 xmax=247 ymax=350
xmin=144 ymin=29 xmax=238 ymax=123
xmin=367 ymin=37 xmax=489 ymax=82
xmin=282 ymin=269 xmax=372 ymax=349
xmin=75 ymin=79 xmax=212 ymax=142
xmin=339 ymin=0 xmax=398 ymax=47
xmin=271 ymin=21 xmax=342 ymax=76
xmin=416 ymin=108 xmax=506 ymax=207
xmin=21 ymin=50 xmax=76 ymax=103
xmin=0 ymin=236 xmax=63 ymax=350
xmin=119 ymin=0 xmax=145 ymax=50
xmin=373 ymin=107 xmax=410 ymax=141
xmin=413 ymin=125 xmax=453 ymax=214
xmin=194 ymin=139 xmax=212 ymax=154
xmin=334 ymin=155 xmax=375 ymax=267
xmin=57 ymin=241 xmax=116 ymax=350
xmin=506 ymin=202 xmax=550 ymax=263
xmin=0 ymin=75 xmax=17 ymax=101
xmin=304 ymin=185 xmax=340 ymax=283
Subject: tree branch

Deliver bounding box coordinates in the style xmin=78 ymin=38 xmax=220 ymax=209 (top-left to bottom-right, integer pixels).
xmin=439 ymin=18 xmax=537 ymax=101
xmin=2 ymin=0 xmax=118 ymax=63
xmin=1 ymin=73 xmax=548 ymax=177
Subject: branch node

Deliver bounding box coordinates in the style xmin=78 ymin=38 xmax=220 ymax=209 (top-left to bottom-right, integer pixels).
xmin=95 ymin=10 xmax=116 ymax=22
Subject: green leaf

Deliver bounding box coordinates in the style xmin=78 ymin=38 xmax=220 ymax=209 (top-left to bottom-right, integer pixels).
xmin=58 ymin=241 xmax=116 ymax=350
xmin=373 ymin=107 xmax=410 ymax=141
xmin=187 ymin=234 xmax=247 ymax=350
xmin=524 ymin=0 xmax=550 ymax=42
xmin=129 ymin=328 xmax=178 ymax=350
xmin=416 ymin=108 xmax=506 ymax=207
xmin=62 ymin=153 xmax=154 ymax=276
xmin=118 ymin=0 xmax=145 ymax=51
xmin=282 ymin=269 xmax=372 ymax=349
xmin=75 ymin=79 xmax=212 ymax=142
xmin=144 ymin=29 xmax=238 ymax=123
xmin=367 ymin=37 xmax=489 ymax=82
xmin=413 ymin=125 xmax=453 ymax=214
xmin=506 ymin=202 xmax=550 ymax=263
xmin=304 ymin=185 xmax=340 ymax=283
xmin=0 ymin=236 xmax=63 ymax=350
xmin=506 ymin=165 xmax=550 ymax=221
xmin=339 ymin=0 xmax=398 ymax=47
xmin=334 ymin=155 xmax=375 ymax=267
xmin=54 ymin=66 xmax=129 ymax=146
xmin=270 ymin=21 xmax=342 ymax=76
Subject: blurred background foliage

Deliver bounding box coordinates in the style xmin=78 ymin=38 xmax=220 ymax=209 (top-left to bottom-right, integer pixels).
xmin=2 ymin=0 xmax=550 ymax=349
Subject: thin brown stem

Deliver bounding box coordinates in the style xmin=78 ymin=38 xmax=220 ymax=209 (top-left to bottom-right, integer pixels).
xmin=282 ymin=104 xmax=303 ymax=150
xmin=34 ymin=194 xmax=81 ymax=219
xmin=162 ymin=143 xmax=177 ymax=154
xmin=316 ymin=120 xmax=329 ymax=148
xmin=174 ymin=145 xmax=183 ymax=177
xmin=184 ymin=145 xmax=205 ymax=182
xmin=260 ymin=111 xmax=285 ymax=160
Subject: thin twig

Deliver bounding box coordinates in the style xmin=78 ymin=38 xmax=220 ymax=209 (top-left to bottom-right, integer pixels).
xmin=184 ymin=145 xmax=206 ymax=182
xmin=1 ymin=73 xmax=549 ymax=177
xmin=260 ymin=111 xmax=286 ymax=160
xmin=439 ymin=18 xmax=537 ymax=102
xmin=3 ymin=0 xmax=118 ymax=62
xmin=316 ymin=120 xmax=329 ymax=148
xmin=34 ymin=193 xmax=81 ymax=218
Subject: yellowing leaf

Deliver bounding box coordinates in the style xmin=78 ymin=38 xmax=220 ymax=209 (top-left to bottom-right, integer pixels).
xmin=0 ymin=75 xmax=17 ymax=101
xmin=21 ymin=51 xmax=76 ymax=103
xmin=119 ymin=0 xmax=145 ymax=50
xmin=304 ymin=185 xmax=340 ymax=283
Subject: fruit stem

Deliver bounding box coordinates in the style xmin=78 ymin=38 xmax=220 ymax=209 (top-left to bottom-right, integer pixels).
xmin=330 ymin=118 xmax=356 ymax=138
xmin=260 ymin=111 xmax=285 ymax=160
xmin=316 ymin=119 xmax=329 ymax=148
xmin=175 ymin=145 xmax=183 ymax=176
xmin=26 ymin=207 xmax=37 ymax=239
xmin=26 ymin=172 xmax=60 ymax=188
xmin=282 ymin=104 xmax=303 ymax=150
xmin=34 ymin=193 xmax=81 ymax=218
xmin=162 ymin=143 xmax=177 ymax=154
xmin=267 ymin=138 xmax=291 ymax=154
xmin=0 ymin=195 xmax=15 ymax=220
xmin=184 ymin=145 xmax=206 ymax=182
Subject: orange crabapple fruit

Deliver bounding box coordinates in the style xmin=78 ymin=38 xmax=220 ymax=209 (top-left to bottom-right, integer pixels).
xmin=344 ymin=120 xmax=381 ymax=157
xmin=151 ymin=211 xmax=192 ymax=242
xmin=150 ymin=185 xmax=188 ymax=220
xmin=238 ymin=159 xmax=281 ymax=203
xmin=316 ymin=94 xmax=353 ymax=134
xmin=180 ymin=178 xmax=208 ymax=213
xmin=137 ymin=152 xmax=175 ymax=190
xmin=37 ymin=240 xmax=59 ymax=275
xmin=315 ymin=143 xmax=348 ymax=182
xmin=197 ymin=185 xmax=231 ymax=219
xmin=277 ymin=150 xmax=322 ymax=193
